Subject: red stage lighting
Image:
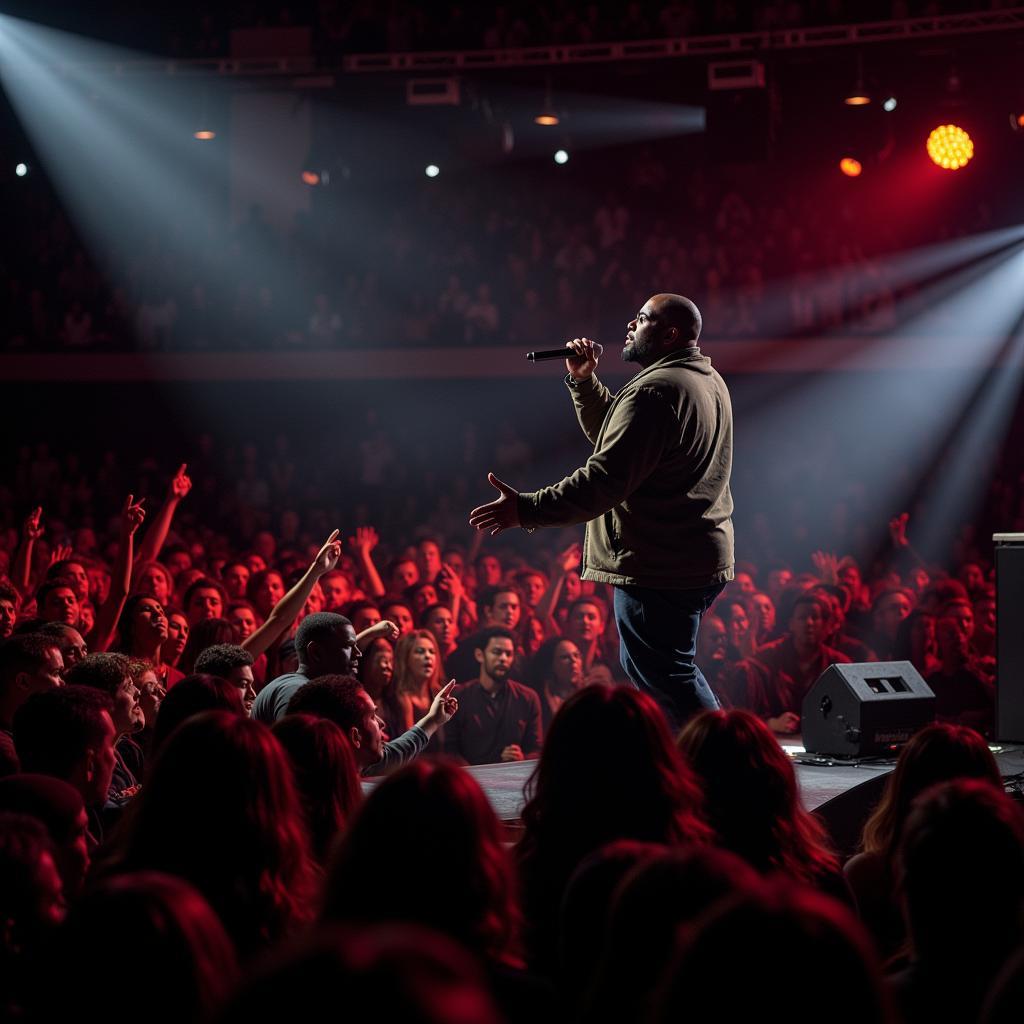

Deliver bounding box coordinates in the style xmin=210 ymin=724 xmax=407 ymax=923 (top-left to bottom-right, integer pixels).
xmin=839 ymin=156 xmax=862 ymax=177
xmin=301 ymin=170 xmax=320 ymax=186
xmin=926 ymin=124 xmax=974 ymax=170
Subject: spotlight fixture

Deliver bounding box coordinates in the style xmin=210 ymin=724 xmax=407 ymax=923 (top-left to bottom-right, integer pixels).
xmin=301 ymin=170 xmax=320 ymax=186
xmin=535 ymin=79 xmax=560 ymax=126
xmin=883 ymin=96 xmax=898 ymax=112
xmin=843 ymin=55 xmax=870 ymax=106
xmin=193 ymin=90 xmax=216 ymax=141
xmin=554 ymin=148 xmax=569 ymax=165
xmin=1012 ymin=112 xmax=1024 ymax=132
xmin=839 ymin=156 xmax=862 ymax=177
xmin=926 ymin=124 xmax=974 ymax=170
xmin=425 ymin=164 xmax=440 ymax=178
xmin=15 ymin=162 xmax=28 ymax=177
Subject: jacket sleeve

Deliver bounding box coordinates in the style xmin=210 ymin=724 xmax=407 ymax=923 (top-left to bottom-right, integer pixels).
xmin=570 ymin=374 xmax=615 ymax=445
xmin=518 ymin=386 xmax=673 ymax=528
xmin=362 ymin=725 xmax=429 ymax=777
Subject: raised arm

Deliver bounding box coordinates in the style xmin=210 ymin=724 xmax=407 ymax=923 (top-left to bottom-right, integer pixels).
xmin=242 ymin=530 xmax=342 ymax=659
xmin=565 ymin=338 xmax=614 ymax=445
xmin=91 ymin=495 xmax=146 ymax=653
xmin=435 ymin=562 xmax=471 ymax=631
xmin=12 ymin=507 xmax=44 ymax=595
xmin=535 ymin=543 xmax=581 ymax=635
xmin=348 ymin=526 xmax=386 ymax=600
xmin=356 ymin=618 xmax=400 ymax=652
xmin=134 ymin=464 xmax=192 ymax=576
xmin=886 ymin=511 xmax=926 ymax=574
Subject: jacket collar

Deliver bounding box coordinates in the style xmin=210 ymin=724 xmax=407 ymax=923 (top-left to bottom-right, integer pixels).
xmin=627 ymin=345 xmax=710 ymax=387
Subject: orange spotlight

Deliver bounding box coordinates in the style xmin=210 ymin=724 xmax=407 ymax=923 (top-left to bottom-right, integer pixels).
xmin=301 ymin=170 xmax=320 ymax=186
xmin=839 ymin=156 xmax=862 ymax=177
xmin=193 ymin=129 xmax=216 ymax=140
xmin=1016 ymin=113 xmax=1024 ymax=130
xmin=843 ymin=93 xmax=871 ymax=107
xmin=926 ymin=124 xmax=974 ymax=170
xmin=534 ymin=112 xmax=559 ymax=126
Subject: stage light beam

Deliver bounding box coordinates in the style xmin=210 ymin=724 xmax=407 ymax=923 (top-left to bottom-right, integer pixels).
xmin=927 ymin=124 xmax=974 ymax=170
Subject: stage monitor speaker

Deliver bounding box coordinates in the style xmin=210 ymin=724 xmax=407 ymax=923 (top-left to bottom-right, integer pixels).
xmin=802 ymin=661 xmax=935 ymax=758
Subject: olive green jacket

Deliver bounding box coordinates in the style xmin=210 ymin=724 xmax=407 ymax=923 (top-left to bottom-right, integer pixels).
xmin=517 ymin=347 xmax=735 ymax=589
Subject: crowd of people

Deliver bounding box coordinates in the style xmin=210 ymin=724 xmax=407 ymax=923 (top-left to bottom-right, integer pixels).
xmin=0 ymin=443 xmax=1016 ymax=1022
xmin=3 ymin=2 xmax=1020 ymax=1020
xmin=2 ymin=142 xmax=1000 ymax=355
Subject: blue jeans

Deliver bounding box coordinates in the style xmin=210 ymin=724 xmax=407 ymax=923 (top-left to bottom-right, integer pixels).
xmin=613 ymin=582 xmax=726 ymax=732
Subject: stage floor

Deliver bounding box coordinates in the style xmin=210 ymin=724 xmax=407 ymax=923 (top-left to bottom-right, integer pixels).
xmin=364 ymin=744 xmax=1024 ymax=854
xmin=459 ymin=743 xmax=1024 ymax=826
xmin=462 ymin=755 xmax=895 ymax=825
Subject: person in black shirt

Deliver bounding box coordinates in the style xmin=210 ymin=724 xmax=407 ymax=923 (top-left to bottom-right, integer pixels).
xmin=445 ymin=627 xmax=542 ymax=765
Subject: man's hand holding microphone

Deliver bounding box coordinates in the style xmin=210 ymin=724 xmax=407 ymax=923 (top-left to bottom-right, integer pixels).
xmin=564 ymin=337 xmax=600 ymax=381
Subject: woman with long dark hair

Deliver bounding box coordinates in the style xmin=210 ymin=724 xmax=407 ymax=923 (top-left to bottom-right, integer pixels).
xmin=272 ymin=713 xmax=361 ymax=865
xmin=116 ymin=593 xmax=184 ymax=690
xmin=516 ymin=686 xmax=709 ymax=974
xmin=322 ymin=758 xmax=520 ymax=967
xmin=359 ymin=636 xmax=397 ymax=736
xmin=98 ymin=711 xmax=316 ymax=957
xmin=654 ymin=879 xmax=894 ymax=1024
xmin=149 ymin=673 xmax=245 ymax=755
xmin=845 ymin=722 xmax=1001 ymax=960
xmin=524 ymin=636 xmax=585 ymax=734
xmin=678 ymin=709 xmax=845 ymax=897
xmin=41 ymin=872 xmax=239 ymax=1024
xmin=177 ymin=616 xmax=235 ymax=675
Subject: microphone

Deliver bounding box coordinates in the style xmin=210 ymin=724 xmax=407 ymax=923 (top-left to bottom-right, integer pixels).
xmin=526 ymin=343 xmax=604 ymax=362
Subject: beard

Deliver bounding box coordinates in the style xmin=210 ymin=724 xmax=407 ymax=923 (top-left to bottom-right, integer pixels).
xmin=622 ymin=336 xmax=653 ymax=363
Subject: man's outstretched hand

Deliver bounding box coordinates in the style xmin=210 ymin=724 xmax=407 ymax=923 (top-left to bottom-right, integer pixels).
xmin=469 ymin=473 xmax=521 ymax=536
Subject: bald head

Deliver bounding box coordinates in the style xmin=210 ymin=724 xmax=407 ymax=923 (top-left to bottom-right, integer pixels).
xmin=649 ymin=293 xmax=702 ymax=343
xmin=624 ymin=294 xmax=703 ymax=367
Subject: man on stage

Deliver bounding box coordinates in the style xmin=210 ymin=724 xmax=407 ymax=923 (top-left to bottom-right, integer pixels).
xmin=469 ymin=293 xmax=734 ymax=729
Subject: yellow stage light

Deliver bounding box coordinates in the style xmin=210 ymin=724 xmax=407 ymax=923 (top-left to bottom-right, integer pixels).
xmin=926 ymin=124 xmax=974 ymax=170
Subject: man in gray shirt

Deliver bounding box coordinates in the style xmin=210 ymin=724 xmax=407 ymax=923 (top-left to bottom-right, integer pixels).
xmin=252 ymin=612 xmax=360 ymax=724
